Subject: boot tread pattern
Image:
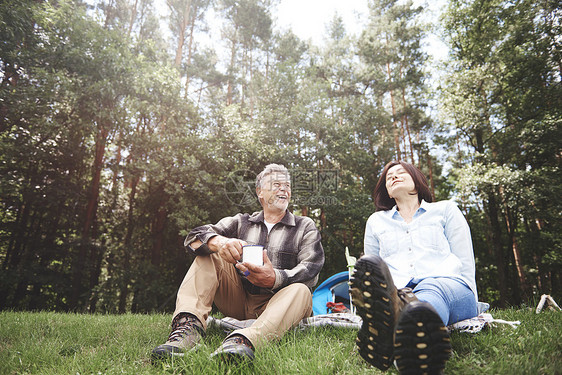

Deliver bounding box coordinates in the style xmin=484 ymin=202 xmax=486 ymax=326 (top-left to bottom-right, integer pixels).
xmin=394 ymin=302 xmax=452 ymax=375
xmin=350 ymin=256 xmax=396 ymax=371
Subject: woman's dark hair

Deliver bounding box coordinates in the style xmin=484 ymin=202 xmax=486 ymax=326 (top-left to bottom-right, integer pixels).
xmin=373 ymin=161 xmax=433 ymax=211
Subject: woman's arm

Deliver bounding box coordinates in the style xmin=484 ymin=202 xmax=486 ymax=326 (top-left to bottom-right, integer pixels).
xmin=444 ymin=202 xmax=476 ymax=286
xmin=364 ymin=214 xmax=381 ymax=256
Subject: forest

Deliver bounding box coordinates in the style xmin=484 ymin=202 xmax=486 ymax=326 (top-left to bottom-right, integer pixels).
xmin=1 ymin=0 xmax=560 ymax=313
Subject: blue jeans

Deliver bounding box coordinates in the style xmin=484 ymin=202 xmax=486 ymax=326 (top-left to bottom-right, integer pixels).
xmin=406 ymin=277 xmax=477 ymax=326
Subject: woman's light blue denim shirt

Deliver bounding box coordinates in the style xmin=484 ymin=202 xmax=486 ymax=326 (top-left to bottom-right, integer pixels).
xmin=364 ymin=200 xmax=478 ymax=302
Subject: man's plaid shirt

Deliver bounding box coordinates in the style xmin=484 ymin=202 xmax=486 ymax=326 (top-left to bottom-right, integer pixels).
xmin=184 ymin=210 xmax=325 ymax=295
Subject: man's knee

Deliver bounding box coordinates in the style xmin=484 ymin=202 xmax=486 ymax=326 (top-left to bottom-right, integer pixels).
xmin=188 ymin=251 xmax=233 ymax=275
xmin=283 ymin=283 xmax=312 ymax=305
xmin=287 ymin=282 xmax=312 ymax=294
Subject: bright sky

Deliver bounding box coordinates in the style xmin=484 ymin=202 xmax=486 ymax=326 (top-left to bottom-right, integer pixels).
xmin=275 ymin=0 xmax=448 ymax=61
xmin=151 ymin=0 xmax=448 ymax=61
xmin=275 ymin=0 xmax=370 ymax=44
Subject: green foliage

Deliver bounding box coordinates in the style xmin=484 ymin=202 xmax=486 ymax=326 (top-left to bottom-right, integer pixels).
xmin=1 ymin=0 xmax=559 ymax=313
xmin=441 ymin=0 xmax=562 ymax=306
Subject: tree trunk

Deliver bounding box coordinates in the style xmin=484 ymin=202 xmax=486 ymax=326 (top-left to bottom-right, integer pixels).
xmin=151 ymin=192 xmax=168 ymax=267
xmin=484 ymin=192 xmax=508 ymax=307
xmin=71 ymin=123 xmax=109 ymax=310
xmin=500 ymin=187 xmax=529 ymax=301
xmin=127 ymin=0 xmax=138 ymax=36
xmin=227 ymin=35 xmax=237 ymax=105
xmin=386 ymin=61 xmax=400 ymax=159
xmin=401 ymin=87 xmax=414 ymax=163
xmin=118 ymin=174 xmax=139 ymax=313
xmin=13 ymin=211 xmax=40 ymax=308
xmin=1 ymin=199 xmax=31 ymax=308
xmin=528 ymin=217 xmax=549 ymax=293
xmin=426 ymin=153 xmax=436 ymax=201
xmin=87 ymin=242 xmax=104 ymax=313
xmin=185 ymin=17 xmax=196 ymax=95
xmin=3 ymin=200 xmax=29 ymax=270
xmin=320 ymin=208 xmax=326 ymax=230
xmin=174 ymin=0 xmax=192 ymax=68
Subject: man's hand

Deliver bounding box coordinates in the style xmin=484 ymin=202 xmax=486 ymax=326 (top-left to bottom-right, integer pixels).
xmin=208 ymin=236 xmax=247 ymax=264
xmin=235 ymin=250 xmax=276 ymax=289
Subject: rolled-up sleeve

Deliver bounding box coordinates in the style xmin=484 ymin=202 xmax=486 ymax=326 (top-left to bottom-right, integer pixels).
xmin=184 ymin=214 xmax=242 ymax=256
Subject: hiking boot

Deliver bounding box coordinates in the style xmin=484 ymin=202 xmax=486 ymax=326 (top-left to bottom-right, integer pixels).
xmin=350 ymin=254 xmax=417 ymax=371
xmin=394 ymin=301 xmax=452 ymax=375
xmin=151 ymin=313 xmax=205 ymax=362
xmin=210 ymin=334 xmax=255 ymax=364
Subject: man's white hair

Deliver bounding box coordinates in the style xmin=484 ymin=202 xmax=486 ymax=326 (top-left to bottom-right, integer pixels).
xmin=255 ymin=164 xmax=290 ymax=189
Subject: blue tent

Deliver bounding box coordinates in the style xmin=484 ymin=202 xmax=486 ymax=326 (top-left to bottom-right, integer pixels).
xmin=312 ymin=271 xmax=351 ymax=315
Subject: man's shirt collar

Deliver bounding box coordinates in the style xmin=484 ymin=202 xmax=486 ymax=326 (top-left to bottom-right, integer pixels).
xmin=249 ymin=210 xmax=296 ymax=227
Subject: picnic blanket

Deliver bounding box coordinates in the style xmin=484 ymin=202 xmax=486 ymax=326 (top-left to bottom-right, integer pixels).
xmin=298 ymin=303 xmax=521 ymax=333
xmin=448 ymin=313 xmax=520 ymax=333
xmin=206 ymin=302 xmax=520 ymax=334
xmin=206 ymin=314 xmax=362 ymax=332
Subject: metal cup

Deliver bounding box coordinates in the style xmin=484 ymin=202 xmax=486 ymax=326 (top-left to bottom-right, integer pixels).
xmin=242 ymin=245 xmax=264 ymax=266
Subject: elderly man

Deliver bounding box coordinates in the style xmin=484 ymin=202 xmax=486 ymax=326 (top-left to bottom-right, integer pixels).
xmin=152 ymin=164 xmax=325 ymax=363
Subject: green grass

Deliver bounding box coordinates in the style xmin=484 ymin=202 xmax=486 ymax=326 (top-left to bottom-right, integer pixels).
xmin=1 ymin=309 xmax=560 ymax=374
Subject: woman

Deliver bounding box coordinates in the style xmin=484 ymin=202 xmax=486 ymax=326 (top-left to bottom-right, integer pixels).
xmin=351 ymin=160 xmax=478 ymax=374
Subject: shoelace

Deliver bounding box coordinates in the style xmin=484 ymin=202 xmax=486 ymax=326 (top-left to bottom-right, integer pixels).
xmin=168 ymin=327 xmax=193 ymax=342
xmin=168 ymin=314 xmax=202 ymax=342
xmin=224 ymin=334 xmax=254 ymax=350
xmin=398 ymin=287 xmax=416 ymax=304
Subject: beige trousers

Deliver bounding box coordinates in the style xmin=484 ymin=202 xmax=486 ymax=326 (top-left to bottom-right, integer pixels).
xmin=173 ymin=252 xmax=313 ymax=348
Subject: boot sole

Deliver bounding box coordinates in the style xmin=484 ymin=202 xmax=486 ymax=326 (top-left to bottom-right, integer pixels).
xmin=151 ymin=342 xmax=202 ymax=363
xmin=394 ymin=302 xmax=452 ymax=375
xmin=350 ymin=255 xmax=397 ymax=371
xmin=210 ymin=343 xmax=255 ymax=364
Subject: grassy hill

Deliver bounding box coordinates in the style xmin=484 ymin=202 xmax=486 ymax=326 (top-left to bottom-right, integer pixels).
xmin=1 ymin=308 xmax=560 ymax=374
